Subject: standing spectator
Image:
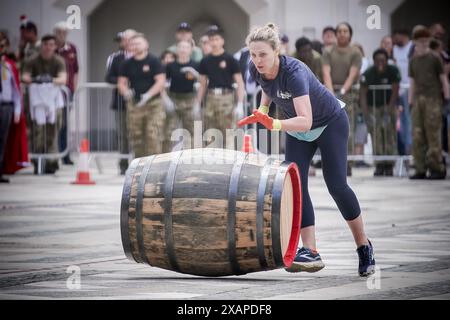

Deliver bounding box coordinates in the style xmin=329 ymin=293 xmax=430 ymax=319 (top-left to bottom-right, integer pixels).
xmin=105 ymin=29 xmax=136 ymax=175
xmin=293 ymin=37 xmax=323 ymax=82
xmin=1 ymin=38 xmax=25 ymax=182
xmin=118 ymin=34 xmax=166 ymax=158
xmin=292 ymin=36 xmax=323 ymax=176
xmin=322 ymin=26 xmax=337 ymax=50
xmin=18 ymin=19 xmax=39 ymax=67
xmin=166 ymin=39 xmax=199 ymax=138
xmin=54 ymin=21 xmax=79 ymax=165
xmin=280 ymin=34 xmax=290 ymax=55
xmin=167 ymin=22 xmax=202 ymax=63
xmin=0 ymin=33 xmax=17 ymax=62
xmin=18 ymin=19 xmax=39 ymax=151
xmin=429 ymin=23 xmax=450 ymax=154
xmin=22 ymin=35 xmax=67 ymax=174
xmin=54 ymin=22 xmax=78 ymax=96
xmin=429 ymin=23 xmax=446 ymax=42
xmin=393 ymin=29 xmax=413 ymax=155
xmin=409 ymin=27 xmax=449 ymax=180
xmin=160 ymin=48 xmax=178 ymax=153
xmin=195 ymin=25 xmax=245 ymax=146
xmin=234 ymin=45 xmax=258 ymax=113
xmin=353 ymin=43 xmax=371 ymax=74
xmin=353 ymin=42 xmax=371 ymax=167
xmin=360 ymin=48 xmax=401 ymax=176
xmin=0 ymin=34 xmax=28 ymax=178
xmin=380 ymin=35 xmax=395 ymax=64
xmin=311 ymin=40 xmax=324 ymax=56
xmin=160 ymin=50 xmax=176 ymax=66
xmin=322 ymin=22 xmax=362 ymax=176
xmin=199 ymin=34 xmax=212 ymax=56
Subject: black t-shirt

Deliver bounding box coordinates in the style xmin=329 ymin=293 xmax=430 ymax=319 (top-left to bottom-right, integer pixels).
xmin=361 ymin=64 xmax=401 ymax=107
xmin=198 ymin=52 xmax=240 ymax=89
xmin=166 ymin=61 xmax=199 ymax=94
xmin=118 ymin=53 xmax=164 ymax=98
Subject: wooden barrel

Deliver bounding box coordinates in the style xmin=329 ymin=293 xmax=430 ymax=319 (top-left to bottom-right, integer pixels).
xmin=120 ymin=148 xmax=302 ymax=276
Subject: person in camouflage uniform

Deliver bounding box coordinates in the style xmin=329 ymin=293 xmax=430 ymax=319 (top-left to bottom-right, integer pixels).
xmin=22 ymin=35 xmax=67 ymax=174
xmin=360 ymin=48 xmax=401 ymax=176
xmin=118 ymin=34 xmax=166 ymax=158
xmin=164 ymin=39 xmax=199 ymax=150
xmin=322 ymin=22 xmax=362 ymax=176
xmin=196 ymin=25 xmax=245 ymax=147
xmin=409 ymin=27 xmax=449 ymax=180
xmin=127 ymin=97 xmax=166 ymax=157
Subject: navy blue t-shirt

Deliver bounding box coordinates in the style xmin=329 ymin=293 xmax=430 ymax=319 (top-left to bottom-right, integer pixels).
xmin=250 ymin=55 xmax=341 ymax=130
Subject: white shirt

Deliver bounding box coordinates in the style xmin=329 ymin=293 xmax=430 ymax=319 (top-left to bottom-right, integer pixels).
xmin=393 ymin=41 xmax=413 ymax=87
xmin=29 ymin=83 xmax=65 ymax=125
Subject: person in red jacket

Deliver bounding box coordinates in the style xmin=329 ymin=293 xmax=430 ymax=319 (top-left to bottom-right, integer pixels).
xmin=0 ymin=35 xmax=28 ymax=182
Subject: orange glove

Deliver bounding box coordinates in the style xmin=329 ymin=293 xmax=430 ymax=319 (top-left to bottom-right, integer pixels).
xmin=252 ymin=110 xmax=282 ymax=131
xmin=237 ymin=105 xmax=270 ymax=127
xmin=237 ymin=112 xmax=259 ymax=127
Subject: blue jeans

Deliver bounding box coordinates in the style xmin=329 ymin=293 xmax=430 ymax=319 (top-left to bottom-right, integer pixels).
xmin=398 ymin=90 xmax=412 ymax=155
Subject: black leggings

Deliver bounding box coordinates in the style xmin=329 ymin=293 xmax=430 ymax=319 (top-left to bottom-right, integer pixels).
xmin=285 ymin=109 xmax=361 ymax=228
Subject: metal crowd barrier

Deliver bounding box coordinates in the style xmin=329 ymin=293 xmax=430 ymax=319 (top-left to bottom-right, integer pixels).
xmin=71 ymin=81 xmax=448 ymax=177
xmin=73 ymin=82 xmax=132 ymax=174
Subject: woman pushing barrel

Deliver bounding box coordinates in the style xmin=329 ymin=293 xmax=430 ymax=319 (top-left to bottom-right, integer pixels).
xmin=238 ymin=23 xmax=375 ymax=276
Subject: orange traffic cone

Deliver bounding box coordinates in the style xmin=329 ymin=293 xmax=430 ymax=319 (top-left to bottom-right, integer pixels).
xmin=71 ymin=139 xmax=95 ymax=185
xmin=242 ymin=134 xmax=254 ymax=153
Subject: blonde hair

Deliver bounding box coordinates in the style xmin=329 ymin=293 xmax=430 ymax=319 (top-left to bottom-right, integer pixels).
xmin=246 ymin=22 xmax=281 ymax=51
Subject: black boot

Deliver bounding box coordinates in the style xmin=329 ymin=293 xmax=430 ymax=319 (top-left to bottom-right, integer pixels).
xmin=0 ymin=175 xmax=9 ymax=183
xmin=63 ymin=156 xmax=74 ymax=165
xmin=409 ymin=172 xmax=426 ymax=180
xmin=384 ymin=164 xmax=394 ymax=176
xmin=373 ymin=164 xmax=384 ymax=176
xmin=427 ymin=170 xmax=446 ymax=180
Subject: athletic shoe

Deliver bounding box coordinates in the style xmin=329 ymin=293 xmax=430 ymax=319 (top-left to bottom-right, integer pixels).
xmin=285 ymin=247 xmax=325 ymax=273
xmin=356 ymin=240 xmax=376 ymax=277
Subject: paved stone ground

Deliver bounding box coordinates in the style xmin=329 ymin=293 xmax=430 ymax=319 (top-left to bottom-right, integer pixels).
xmin=1 ymin=156 xmax=450 ymax=300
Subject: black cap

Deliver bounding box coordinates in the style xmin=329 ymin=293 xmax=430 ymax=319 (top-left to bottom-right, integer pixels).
xmin=177 ymin=22 xmax=192 ymax=32
xmin=206 ymin=24 xmax=222 ymax=37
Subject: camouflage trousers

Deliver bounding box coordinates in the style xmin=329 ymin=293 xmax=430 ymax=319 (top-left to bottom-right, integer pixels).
xmin=366 ymin=105 xmax=397 ymax=165
xmin=170 ymin=92 xmax=196 ymax=136
xmin=411 ymin=95 xmax=445 ymax=173
xmin=339 ymin=89 xmax=359 ymax=155
xmin=165 ymin=92 xmax=195 ymax=152
xmin=31 ymin=108 xmax=63 ymax=170
xmin=162 ymin=110 xmax=179 ymax=154
xmin=127 ymin=97 xmax=166 ymax=158
xmin=203 ymin=92 xmax=235 ymax=146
